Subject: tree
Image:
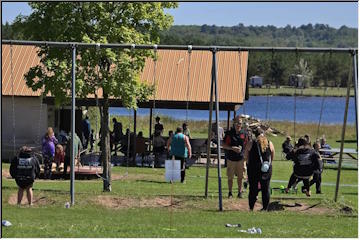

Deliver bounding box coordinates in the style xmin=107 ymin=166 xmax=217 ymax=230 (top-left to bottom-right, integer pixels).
xmin=294 ymin=58 xmax=313 ymax=88
xmin=17 ymin=2 xmax=177 ymax=191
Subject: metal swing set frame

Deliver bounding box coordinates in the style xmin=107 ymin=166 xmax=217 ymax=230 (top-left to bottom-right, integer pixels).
xmin=2 ymin=39 xmax=358 ymax=210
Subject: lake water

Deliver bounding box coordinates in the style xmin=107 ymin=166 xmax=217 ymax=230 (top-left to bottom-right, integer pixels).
xmin=110 ymin=96 xmax=356 ymax=124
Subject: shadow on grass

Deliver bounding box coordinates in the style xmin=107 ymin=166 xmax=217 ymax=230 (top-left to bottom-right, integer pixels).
xmin=267 ymin=201 xmax=303 ymax=211
xmin=135 ymin=179 xmax=169 ymax=184
xmin=342 ymin=192 xmax=358 ymax=196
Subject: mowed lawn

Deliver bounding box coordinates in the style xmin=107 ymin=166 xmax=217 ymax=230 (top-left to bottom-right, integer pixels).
xmin=2 ymin=159 xmax=357 ymax=238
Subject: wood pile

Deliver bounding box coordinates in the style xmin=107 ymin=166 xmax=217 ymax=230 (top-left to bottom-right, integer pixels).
xmin=239 ymin=114 xmax=285 ymax=136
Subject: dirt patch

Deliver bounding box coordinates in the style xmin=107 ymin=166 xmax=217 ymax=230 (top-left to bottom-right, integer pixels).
xmin=224 ymin=199 xmax=263 ymax=211
xmin=2 ymin=170 xmax=11 ymax=178
xmin=95 ymin=195 xmax=184 ymax=209
xmin=8 ymin=193 xmax=56 ymax=206
xmin=95 ymin=195 xmax=335 ymax=214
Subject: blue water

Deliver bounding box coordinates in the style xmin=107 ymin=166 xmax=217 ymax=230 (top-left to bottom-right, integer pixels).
xmin=110 ymin=96 xmax=356 ymax=124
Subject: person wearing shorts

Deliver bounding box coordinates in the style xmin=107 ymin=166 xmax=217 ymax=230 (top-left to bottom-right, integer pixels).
xmin=222 ymin=116 xmax=247 ymax=198
xmin=10 ymin=147 xmax=40 ymax=206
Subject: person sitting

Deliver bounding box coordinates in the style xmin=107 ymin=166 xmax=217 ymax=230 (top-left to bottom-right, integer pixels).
xmin=285 ymin=137 xmax=320 ymax=197
xmin=10 ymin=146 xmax=40 ymax=206
xmin=282 ymin=136 xmax=293 ymax=155
xmin=320 ymin=137 xmax=332 ymax=158
xmin=154 ymin=116 xmax=164 ymax=135
xmin=54 ymin=144 xmax=65 ymax=172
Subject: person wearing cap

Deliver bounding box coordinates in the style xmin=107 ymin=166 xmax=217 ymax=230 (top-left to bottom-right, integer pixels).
xmin=154 ymin=116 xmax=164 ymax=135
xmin=246 ymin=128 xmax=275 ymax=211
xmin=285 ymin=136 xmax=320 ymax=196
xmin=10 ymin=147 xmax=40 ymax=206
xmin=222 ymin=115 xmax=248 ymax=198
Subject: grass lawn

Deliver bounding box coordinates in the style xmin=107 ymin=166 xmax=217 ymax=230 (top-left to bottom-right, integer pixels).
xmin=249 ymin=86 xmax=354 ymax=97
xmin=2 ymin=159 xmax=358 ymax=238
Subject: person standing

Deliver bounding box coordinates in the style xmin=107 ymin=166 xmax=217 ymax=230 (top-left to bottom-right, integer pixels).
xmin=82 ymin=116 xmax=91 ymax=149
xmin=89 ymin=129 xmax=95 ymax=152
xmin=63 ymin=132 xmax=83 ymax=178
xmin=10 ymin=146 xmax=40 ymax=206
xmin=222 ymin=116 xmax=248 ymax=198
xmin=246 ymin=128 xmax=275 ymax=211
xmin=182 ymin=122 xmax=191 ymax=139
xmin=154 ymin=116 xmax=164 ymax=135
xmin=42 ymin=127 xmax=58 ymax=179
xmin=309 ymin=140 xmax=323 ymax=194
xmin=167 ymin=127 xmax=192 ymax=183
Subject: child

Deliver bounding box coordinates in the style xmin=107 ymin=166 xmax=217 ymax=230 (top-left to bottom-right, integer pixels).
xmin=54 ymin=144 xmax=65 ymax=172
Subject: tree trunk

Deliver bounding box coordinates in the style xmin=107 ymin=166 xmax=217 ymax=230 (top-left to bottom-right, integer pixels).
xmin=100 ymin=93 xmax=111 ymax=192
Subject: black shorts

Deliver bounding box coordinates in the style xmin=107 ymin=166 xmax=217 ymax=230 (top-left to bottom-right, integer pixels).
xmin=16 ymin=179 xmax=34 ymax=189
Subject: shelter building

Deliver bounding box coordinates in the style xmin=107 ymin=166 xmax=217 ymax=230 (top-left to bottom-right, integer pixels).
xmin=2 ymin=44 xmax=248 ymax=160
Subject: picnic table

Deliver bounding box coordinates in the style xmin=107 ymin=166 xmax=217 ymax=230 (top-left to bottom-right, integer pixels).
xmin=320 ymin=148 xmax=358 ymax=160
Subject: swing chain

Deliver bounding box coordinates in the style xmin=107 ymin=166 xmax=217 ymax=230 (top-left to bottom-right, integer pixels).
xmin=186 ymin=45 xmax=192 ymax=123
xmin=10 ymin=43 xmax=16 ymax=157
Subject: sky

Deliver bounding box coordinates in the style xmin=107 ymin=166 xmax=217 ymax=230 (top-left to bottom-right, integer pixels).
xmin=2 ymin=2 xmax=358 ymax=28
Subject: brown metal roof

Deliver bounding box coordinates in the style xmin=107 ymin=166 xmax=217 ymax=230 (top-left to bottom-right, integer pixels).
xmin=2 ymin=45 xmax=43 ymax=96
xmin=140 ymin=50 xmax=248 ymax=104
xmin=2 ymin=45 xmax=248 ymax=105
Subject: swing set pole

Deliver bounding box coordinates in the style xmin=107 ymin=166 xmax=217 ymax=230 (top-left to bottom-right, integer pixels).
xmin=212 ymin=48 xmax=223 ymax=211
xmin=2 ymin=40 xmax=357 ymax=53
xmin=334 ymin=51 xmax=355 ymax=202
xmin=70 ymin=44 xmax=76 ymax=206
xmin=204 ymin=62 xmax=214 ymax=199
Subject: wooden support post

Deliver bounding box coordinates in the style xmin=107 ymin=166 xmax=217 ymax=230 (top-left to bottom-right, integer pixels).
xmin=227 ymin=110 xmax=230 ymax=131
xmin=334 ymin=52 xmax=354 ymax=202
xmin=132 ymin=109 xmax=137 ymax=165
xmin=149 ymin=108 xmax=153 ymax=138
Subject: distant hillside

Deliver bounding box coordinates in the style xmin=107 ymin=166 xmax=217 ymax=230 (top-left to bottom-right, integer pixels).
xmin=160 ymin=24 xmax=357 ymax=48
xmin=2 ymin=22 xmax=357 ymax=88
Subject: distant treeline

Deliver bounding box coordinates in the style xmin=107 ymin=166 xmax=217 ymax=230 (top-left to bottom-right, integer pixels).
xmin=160 ymin=24 xmax=357 ymax=88
xmin=3 ymin=22 xmax=357 ymax=87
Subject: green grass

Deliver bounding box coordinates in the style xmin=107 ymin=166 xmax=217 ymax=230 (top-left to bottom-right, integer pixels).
xmin=2 ymin=159 xmax=358 ymax=238
xmin=3 ymin=117 xmax=357 ymax=237
xmin=249 ymin=86 xmax=355 ymax=97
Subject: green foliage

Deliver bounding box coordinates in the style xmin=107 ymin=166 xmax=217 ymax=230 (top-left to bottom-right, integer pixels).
xmin=15 ymin=2 xmax=177 ymax=108
xmin=159 ymin=24 xmax=356 ymax=88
